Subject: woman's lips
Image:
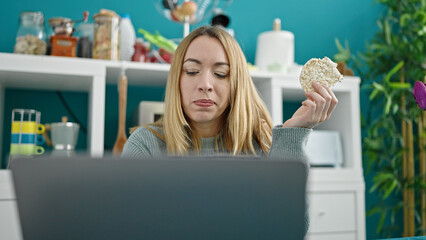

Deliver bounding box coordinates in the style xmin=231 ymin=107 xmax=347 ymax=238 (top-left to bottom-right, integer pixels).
xmin=193 ymin=99 xmax=215 ymax=107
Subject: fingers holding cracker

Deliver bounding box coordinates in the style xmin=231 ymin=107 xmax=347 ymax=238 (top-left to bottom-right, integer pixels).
xmin=307 ymin=82 xmax=338 ymax=122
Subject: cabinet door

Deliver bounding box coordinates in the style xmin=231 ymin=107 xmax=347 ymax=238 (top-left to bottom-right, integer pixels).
xmin=0 ymin=201 xmax=22 ymax=240
xmin=308 ymin=192 xmax=356 ymax=233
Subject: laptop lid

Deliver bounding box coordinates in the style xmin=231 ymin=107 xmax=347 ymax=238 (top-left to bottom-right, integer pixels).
xmin=11 ymin=156 xmax=307 ymax=240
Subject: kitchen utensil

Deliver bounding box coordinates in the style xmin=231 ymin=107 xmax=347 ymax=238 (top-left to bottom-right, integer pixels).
xmin=48 ymin=17 xmax=74 ymax=36
xmin=50 ymin=35 xmax=78 ymax=57
xmin=42 ymin=116 xmax=79 ymax=150
xmin=50 ymin=121 xmax=80 ymax=150
xmin=112 ymin=68 xmax=128 ymax=155
xmin=48 ymin=12 xmax=89 ymax=37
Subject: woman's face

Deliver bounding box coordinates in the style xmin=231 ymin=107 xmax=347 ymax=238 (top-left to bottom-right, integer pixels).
xmin=180 ymin=35 xmax=231 ymax=130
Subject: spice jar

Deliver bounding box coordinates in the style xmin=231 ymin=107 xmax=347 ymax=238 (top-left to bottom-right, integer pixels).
xmin=14 ymin=11 xmax=47 ymax=55
xmin=93 ymin=9 xmax=120 ymax=60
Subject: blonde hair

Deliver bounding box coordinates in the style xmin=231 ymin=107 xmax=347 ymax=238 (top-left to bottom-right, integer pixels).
xmin=145 ymin=26 xmax=273 ymax=155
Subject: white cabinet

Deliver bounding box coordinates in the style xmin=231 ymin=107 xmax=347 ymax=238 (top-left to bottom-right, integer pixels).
xmin=0 ymin=171 xmax=22 ymax=240
xmin=0 ymin=53 xmax=365 ymax=240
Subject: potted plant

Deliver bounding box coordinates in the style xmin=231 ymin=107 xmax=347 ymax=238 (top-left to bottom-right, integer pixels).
xmin=338 ymin=0 xmax=425 ymax=237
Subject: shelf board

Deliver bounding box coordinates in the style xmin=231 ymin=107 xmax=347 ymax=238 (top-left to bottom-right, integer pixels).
xmin=0 ymin=53 xmax=104 ymax=92
xmin=0 ymin=53 xmax=361 ymax=94
xmin=105 ymin=61 xmax=170 ymax=86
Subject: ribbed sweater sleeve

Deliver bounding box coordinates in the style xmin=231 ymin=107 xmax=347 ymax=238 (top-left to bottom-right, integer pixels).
xmin=270 ymin=126 xmax=312 ymax=235
xmin=121 ymin=127 xmax=166 ymax=158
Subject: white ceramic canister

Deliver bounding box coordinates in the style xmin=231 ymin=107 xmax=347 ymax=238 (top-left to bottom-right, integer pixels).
xmin=255 ymin=18 xmax=294 ymax=73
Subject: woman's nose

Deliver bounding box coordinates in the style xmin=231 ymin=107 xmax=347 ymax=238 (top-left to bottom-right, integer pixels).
xmin=198 ymin=72 xmax=213 ymax=93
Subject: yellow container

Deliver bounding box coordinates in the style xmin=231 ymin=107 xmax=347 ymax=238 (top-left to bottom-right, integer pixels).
xmin=11 ymin=121 xmax=45 ymax=134
xmin=10 ymin=144 xmax=44 ymax=155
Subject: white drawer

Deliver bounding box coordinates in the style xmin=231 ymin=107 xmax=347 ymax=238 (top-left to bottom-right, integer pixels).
xmin=308 ymin=192 xmax=356 ymax=233
xmin=0 ymin=200 xmax=22 ymax=240
xmin=305 ymin=232 xmax=356 ymax=240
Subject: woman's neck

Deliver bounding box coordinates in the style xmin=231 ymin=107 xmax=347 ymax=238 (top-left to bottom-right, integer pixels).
xmin=191 ymin=121 xmax=222 ymax=138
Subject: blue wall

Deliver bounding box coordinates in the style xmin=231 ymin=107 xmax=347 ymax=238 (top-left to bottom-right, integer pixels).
xmin=0 ymin=0 xmax=384 ymax=238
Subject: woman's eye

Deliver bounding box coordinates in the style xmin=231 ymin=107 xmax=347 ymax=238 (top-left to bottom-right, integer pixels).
xmin=215 ymin=73 xmax=228 ymax=79
xmin=185 ymin=70 xmax=199 ymax=76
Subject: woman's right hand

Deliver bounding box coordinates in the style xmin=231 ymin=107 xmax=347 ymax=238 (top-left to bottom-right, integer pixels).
xmin=282 ymin=82 xmax=338 ymax=129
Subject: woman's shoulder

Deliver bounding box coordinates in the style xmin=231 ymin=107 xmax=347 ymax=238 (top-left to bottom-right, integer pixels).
xmin=130 ymin=125 xmax=165 ymax=141
xmin=122 ymin=124 xmax=166 ymax=158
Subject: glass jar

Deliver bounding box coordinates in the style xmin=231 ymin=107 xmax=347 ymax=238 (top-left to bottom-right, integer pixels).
xmin=75 ymin=22 xmax=94 ymax=58
xmin=93 ymin=11 xmax=120 ymax=60
xmin=14 ymin=11 xmax=47 ymax=55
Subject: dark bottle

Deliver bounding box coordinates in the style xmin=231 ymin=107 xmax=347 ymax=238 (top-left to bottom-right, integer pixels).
xmin=76 ymin=23 xmax=93 ymax=58
xmin=77 ymin=37 xmax=92 ymax=58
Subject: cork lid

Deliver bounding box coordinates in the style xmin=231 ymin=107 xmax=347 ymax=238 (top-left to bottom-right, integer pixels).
xmin=273 ymin=18 xmax=281 ymax=31
xmin=93 ymin=9 xmax=119 ymax=19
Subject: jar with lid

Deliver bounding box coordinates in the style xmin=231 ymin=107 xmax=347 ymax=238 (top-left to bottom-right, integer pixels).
xmin=75 ymin=22 xmax=94 ymax=58
xmin=93 ymin=9 xmax=120 ymax=60
xmin=14 ymin=11 xmax=47 ymax=55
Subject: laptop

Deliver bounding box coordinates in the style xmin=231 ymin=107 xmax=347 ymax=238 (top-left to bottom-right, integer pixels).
xmin=11 ymin=156 xmax=307 ymax=240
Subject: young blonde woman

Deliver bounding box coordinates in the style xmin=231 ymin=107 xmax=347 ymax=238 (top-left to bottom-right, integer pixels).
xmin=122 ymin=26 xmax=338 ymax=233
xmin=122 ymin=25 xmax=337 ymax=158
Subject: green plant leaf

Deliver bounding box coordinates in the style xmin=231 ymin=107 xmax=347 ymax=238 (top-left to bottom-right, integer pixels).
xmin=383 ymin=179 xmax=398 ymax=199
xmin=373 ymin=81 xmax=386 ymax=92
xmin=377 ymin=210 xmax=387 ymax=234
xmin=414 ymin=11 xmax=426 ymax=24
xmin=370 ymin=88 xmax=381 ymax=100
xmin=388 ymin=82 xmax=411 ymax=89
xmin=418 ymin=26 xmax=426 ymax=36
xmin=374 ymin=172 xmax=394 ymax=182
xmin=385 ymin=96 xmax=392 ymax=115
xmin=384 ymin=61 xmax=404 ymax=83
xmin=384 ymin=19 xmax=391 ymax=45
xmin=334 ymin=38 xmax=351 ymax=63
xmin=364 ymin=138 xmax=382 ymax=150
xmin=400 ymin=13 xmax=411 ymax=27
xmin=392 ymin=104 xmax=399 ymax=114
xmin=366 ymin=206 xmax=382 ymax=216
xmin=370 ymin=172 xmax=395 ymax=193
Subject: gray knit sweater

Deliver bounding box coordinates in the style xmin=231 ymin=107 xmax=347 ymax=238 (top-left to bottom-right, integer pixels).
xmin=122 ymin=125 xmax=311 ymax=234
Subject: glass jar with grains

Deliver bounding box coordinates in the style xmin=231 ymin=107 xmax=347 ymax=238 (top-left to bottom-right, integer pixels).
xmin=93 ymin=9 xmax=120 ymax=60
xmin=14 ymin=11 xmax=47 ymax=55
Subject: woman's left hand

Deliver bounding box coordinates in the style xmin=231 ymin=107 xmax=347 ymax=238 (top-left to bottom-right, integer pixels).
xmin=282 ymin=82 xmax=338 ymax=129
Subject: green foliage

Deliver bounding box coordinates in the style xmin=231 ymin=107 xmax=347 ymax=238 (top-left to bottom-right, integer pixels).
xmin=339 ymin=0 xmax=426 ymax=237
xmin=333 ymin=38 xmax=351 ymax=63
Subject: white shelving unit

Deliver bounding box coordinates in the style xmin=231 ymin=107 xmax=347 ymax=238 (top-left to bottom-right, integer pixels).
xmin=0 ymin=53 xmax=106 ymax=158
xmin=0 ymin=53 xmax=365 ymax=240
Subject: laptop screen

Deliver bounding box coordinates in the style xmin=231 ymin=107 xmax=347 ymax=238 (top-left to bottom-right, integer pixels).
xmin=11 ymin=156 xmax=307 ymax=240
